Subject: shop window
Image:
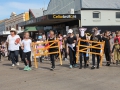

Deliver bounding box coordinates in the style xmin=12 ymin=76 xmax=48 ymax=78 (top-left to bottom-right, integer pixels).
xmin=93 ymin=11 xmax=100 ymax=18
xmin=116 ymin=12 xmax=120 ymax=18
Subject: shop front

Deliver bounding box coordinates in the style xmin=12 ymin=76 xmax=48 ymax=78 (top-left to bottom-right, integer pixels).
xmin=19 ymin=14 xmax=81 ymax=38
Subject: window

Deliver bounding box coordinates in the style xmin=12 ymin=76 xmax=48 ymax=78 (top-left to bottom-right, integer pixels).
xmin=116 ymin=12 xmax=120 ymax=18
xmin=16 ymin=24 xmax=18 ymax=30
xmin=6 ymin=27 xmax=8 ymax=31
xmin=93 ymin=12 xmax=100 ymax=18
xmin=9 ymin=26 xmax=11 ymax=30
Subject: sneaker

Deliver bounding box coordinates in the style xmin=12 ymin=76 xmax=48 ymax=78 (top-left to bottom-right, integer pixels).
xmin=96 ymin=66 xmax=99 ymax=69
xmin=106 ymin=63 xmax=110 ymax=66
xmin=87 ymin=64 xmax=89 ymax=67
xmin=79 ymin=66 xmax=82 ymax=69
xmin=74 ymin=64 xmax=78 ymax=68
xmin=27 ymin=67 xmax=32 ymax=71
xmin=91 ymin=66 xmax=95 ymax=69
xmin=69 ymin=65 xmax=72 ymax=69
xmin=24 ymin=66 xmax=28 ymax=71
xmin=65 ymin=58 xmax=68 ymax=61
xmin=84 ymin=65 xmax=87 ymax=69
xmin=16 ymin=62 xmax=19 ymax=66
xmin=116 ymin=60 xmax=118 ymax=65
xmin=50 ymin=67 xmax=54 ymax=71
xmin=12 ymin=64 xmax=15 ymax=67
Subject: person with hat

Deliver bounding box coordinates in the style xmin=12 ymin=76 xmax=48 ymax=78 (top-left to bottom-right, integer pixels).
xmin=66 ymin=29 xmax=77 ymax=68
xmin=6 ymin=28 xmax=21 ymax=67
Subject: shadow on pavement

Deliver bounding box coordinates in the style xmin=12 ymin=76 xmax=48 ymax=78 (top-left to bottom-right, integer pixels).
xmin=3 ymin=64 xmax=12 ymax=66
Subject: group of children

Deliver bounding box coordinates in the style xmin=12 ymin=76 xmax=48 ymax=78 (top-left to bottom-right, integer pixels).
xmin=16 ymin=29 xmax=120 ymax=71
xmin=3 ymin=27 xmax=120 ymax=71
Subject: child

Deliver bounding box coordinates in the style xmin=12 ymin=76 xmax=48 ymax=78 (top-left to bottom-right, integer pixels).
xmin=62 ymin=35 xmax=68 ymax=61
xmin=102 ymin=31 xmax=111 ymax=66
xmin=21 ymin=32 xmax=32 ymax=71
xmin=112 ymin=31 xmax=120 ymax=65
xmin=36 ymin=36 xmax=44 ymax=63
xmin=48 ymin=30 xmax=57 ymax=70
xmin=110 ymin=34 xmax=115 ymax=64
xmin=67 ymin=29 xmax=77 ymax=69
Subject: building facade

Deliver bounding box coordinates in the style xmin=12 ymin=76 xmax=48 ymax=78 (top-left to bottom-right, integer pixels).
xmin=0 ymin=21 xmax=6 ymax=35
xmin=43 ymin=0 xmax=120 ymax=32
xmin=5 ymin=12 xmax=29 ymax=31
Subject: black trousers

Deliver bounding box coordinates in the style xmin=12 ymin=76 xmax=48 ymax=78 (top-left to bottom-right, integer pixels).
xmin=92 ymin=49 xmax=100 ymax=66
xmin=63 ymin=48 xmax=67 ymax=58
xmin=22 ymin=51 xmax=31 ymax=67
xmin=104 ymin=48 xmax=111 ymax=62
xmin=50 ymin=54 xmax=55 ymax=68
xmin=69 ymin=47 xmax=76 ymax=65
xmin=19 ymin=47 xmax=23 ymax=61
xmin=80 ymin=53 xmax=86 ymax=66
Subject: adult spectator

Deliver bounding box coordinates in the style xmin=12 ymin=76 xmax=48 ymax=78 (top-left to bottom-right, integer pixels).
xmin=6 ymin=28 xmax=21 ymax=67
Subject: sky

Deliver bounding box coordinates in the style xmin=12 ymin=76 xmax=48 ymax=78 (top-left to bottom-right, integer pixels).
xmin=0 ymin=0 xmax=50 ymax=20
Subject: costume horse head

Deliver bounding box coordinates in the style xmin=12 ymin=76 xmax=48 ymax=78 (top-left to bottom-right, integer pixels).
xmin=79 ymin=28 xmax=87 ymax=37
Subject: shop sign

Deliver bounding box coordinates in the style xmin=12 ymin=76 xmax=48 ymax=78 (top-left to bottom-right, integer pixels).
xmin=53 ymin=14 xmax=77 ymax=19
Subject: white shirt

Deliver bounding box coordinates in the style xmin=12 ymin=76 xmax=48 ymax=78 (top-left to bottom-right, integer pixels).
xmin=6 ymin=35 xmax=20 ymax=51
xmin=22 ymin=39 xmax=32 ymax=52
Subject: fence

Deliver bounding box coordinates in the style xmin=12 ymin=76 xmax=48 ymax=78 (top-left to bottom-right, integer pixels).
xmin=76 ymin=39 xmax=105 ymax=66
xmin=32 ymin=40 xmax=62 ymax=68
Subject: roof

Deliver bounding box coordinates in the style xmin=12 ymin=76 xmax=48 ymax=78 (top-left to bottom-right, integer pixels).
xmin=82 ymin=0 xmax=120 ymax=9
xmin=0 ymin=19 xmax=8 ymax=24
xmin=29 ymin=9 xmax=43 ymax=18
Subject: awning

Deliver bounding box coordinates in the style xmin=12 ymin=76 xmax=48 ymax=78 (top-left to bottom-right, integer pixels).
xmin=2 ymin=30 xmax=24 ymax=35
xmin=19 ymin=14 xmax=81 ymax=26
xmin=24 ymin=26 xmax=37 ymax=32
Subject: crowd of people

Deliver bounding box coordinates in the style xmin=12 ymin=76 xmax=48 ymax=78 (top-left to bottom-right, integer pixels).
xmin=0 ymin=27 xmax=120 ymax=71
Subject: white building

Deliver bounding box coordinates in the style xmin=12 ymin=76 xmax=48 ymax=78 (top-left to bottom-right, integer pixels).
xmin=44 ymin=0 xmax=120 ymax=32
xmin=19 ymin=0 xmax=120 ymax=34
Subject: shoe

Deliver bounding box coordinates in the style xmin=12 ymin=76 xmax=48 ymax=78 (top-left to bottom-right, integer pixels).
xmin=74 ymin=64 xmax=78 ymax=68
xmin=96 ymin=66 xmax=99 ymax=69
xmin=50 ymin=67 xmax=54 ymax=71
xmin=65 ymin=58 xmax=68 ymax=61
xmin=84 ymin=65 xmax=87 ymax=69
xmin=27 ymin=67 xmax=32 ymax=71
xmin=87 ymin=64 xmax=89 ymax=67
xmin=113 ymin=62 xmax=115 ymax=64
xmin=24 ymin=66 xmax=28 ymax=71
xmin=106 ymin=63 xmax=110 ymax=66
xmin=69 ymin=65 xmax=72 ymax=69
xmin=116 ymin=60 xmax=118 ymax=65
xmin=50 ymin=68 xmax=54 ymax=71
xmin=79 ymin=66 xmax=82 ymax=69
xmin=91 ymin=66 xmax=95 ymax=69
xmin=12 ymin=64 xmax=15 ymax=67
xmin=16 ymin=62 xmax=19 ymax=66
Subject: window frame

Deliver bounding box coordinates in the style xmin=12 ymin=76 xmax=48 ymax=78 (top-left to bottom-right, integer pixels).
xmin=116 ymin=12 xmax=120 ymax=19
xmin=93 ymin=11 xmax=101 ymax=19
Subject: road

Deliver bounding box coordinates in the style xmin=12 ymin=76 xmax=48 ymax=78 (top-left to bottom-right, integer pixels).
xmin=0 ymin=57 xmax=120 ymax=90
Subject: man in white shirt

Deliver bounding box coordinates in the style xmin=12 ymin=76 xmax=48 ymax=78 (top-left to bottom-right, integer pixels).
xmin=6 ymin=28 xmax=21 ymax=67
